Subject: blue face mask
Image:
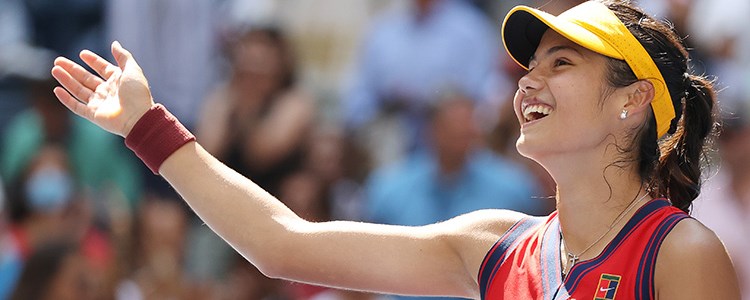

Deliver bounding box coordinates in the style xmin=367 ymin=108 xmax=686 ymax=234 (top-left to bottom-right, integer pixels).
xmin=24 ymin=167 xmax=74 ymax=213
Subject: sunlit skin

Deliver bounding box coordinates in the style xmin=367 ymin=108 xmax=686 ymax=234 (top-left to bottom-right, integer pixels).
xmin=511 ymin=31 xmax=655 ymax=261
xmin=514 ymin=33 xmax=621 ymax=160
xmin=49 ymin=35 xmax=739 ymax=299
xmin=51 ymin=43 xmax=152 ymax=137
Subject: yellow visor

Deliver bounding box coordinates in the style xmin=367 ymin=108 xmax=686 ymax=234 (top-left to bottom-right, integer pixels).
xmin=502 ymin=1 xmax=675 ymax=138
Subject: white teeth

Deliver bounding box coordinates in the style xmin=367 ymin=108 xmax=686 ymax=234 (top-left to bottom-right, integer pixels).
xmin=523 ymin=104 xmax=553 ymax=121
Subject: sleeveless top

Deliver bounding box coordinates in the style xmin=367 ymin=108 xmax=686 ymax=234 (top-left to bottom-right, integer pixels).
xmin=478 ymin=199 xmax=688 ymax=300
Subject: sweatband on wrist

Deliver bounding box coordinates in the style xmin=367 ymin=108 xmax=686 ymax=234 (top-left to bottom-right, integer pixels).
xmin=125 ymin=104 xmax=195 ymax=174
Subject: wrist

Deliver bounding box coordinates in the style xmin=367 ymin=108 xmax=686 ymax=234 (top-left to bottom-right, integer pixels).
xmin=122 ymin=104 xmax=153 ymax=137
xmin=125 ymin=104 xmax=195 ymax=174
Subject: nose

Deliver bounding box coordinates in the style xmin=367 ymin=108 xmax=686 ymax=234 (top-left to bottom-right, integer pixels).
xmin=517 ymin=70 xmax=543 ymax=95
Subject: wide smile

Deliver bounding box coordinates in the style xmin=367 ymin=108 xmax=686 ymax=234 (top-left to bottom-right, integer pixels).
xmin=522 ymin=103 xmax=553 ymax=123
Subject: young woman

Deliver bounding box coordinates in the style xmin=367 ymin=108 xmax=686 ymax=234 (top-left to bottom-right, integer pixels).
xmin=50 ymin=0 xmax=739 ymax=299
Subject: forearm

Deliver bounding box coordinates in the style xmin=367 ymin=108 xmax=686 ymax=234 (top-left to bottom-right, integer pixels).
xmin=160 ymin=143 xmax=481 ymax=297
xmin=159 ymin=140 xmax=302 ymax=273
xmin=50 ymin=44 xmax=484 ymax=297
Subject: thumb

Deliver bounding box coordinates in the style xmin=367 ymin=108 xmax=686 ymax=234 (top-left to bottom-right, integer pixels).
xmin=111 ymin=41 xmax=130 ymax=66
xmin=110 ymin=41 xmax=148 ymax=85
xmin=111 ymin=41 xmax=139 ymax=72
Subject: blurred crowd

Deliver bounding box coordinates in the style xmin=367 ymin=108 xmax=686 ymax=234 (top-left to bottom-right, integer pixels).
xmin=0 ymin=0 xmax=748 ymax=299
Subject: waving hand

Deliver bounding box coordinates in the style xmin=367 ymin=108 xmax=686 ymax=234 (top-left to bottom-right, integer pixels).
xmin=51 ymin=41 xmax=153 ymax=137
xmin=47 ymin=40 xmax=520 ymax=299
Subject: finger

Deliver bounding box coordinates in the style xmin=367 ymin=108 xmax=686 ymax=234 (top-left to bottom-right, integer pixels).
xmin=53 ymin=56 xmax=104 ymax=91
xmin=111 ymin=41 xmax=134 ymax=70
xmin=54 ymin=86 xmax=92 ymax=120
xmin=51 ymin=65 xmax=95 ymax=103
xmin=80 ymin=49 xmax=120 ymax=80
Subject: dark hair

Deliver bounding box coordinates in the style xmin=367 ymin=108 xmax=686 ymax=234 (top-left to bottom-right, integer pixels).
xmin=601 ymin=0 xmax=718 ymax=213
xmin=10 ymin=240 xmax=80 ymax=300
xmin=226 ymin=26 xmax=297 ymax=91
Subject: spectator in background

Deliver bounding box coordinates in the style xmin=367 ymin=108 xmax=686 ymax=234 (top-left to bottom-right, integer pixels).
xmin=198 ymin=26 xmax=315 ymax=196
xmin=10 ymin=240 xmax=92 ymax=300
xmin=219 ymin=252 xmax=289 ymax=300
xmin=693 ymin=110 xmax=750 ymax=299
xmin=0 ymin=0 xmax=106 ymax=138
xmin=366 ymin=95 xmax=546 ymax=231
xmin=2 ymin=143 xmax=116 ymax=298
xmin=196 ymin=26 xmax=314 ymax=290
xmin=116 ymin=198 xmax=197 ymax=300
xmin=684 ymin=0 xmax=750 ymax=111
xmin=303 ymin=127 xmax=370 ymax=221
xmin=342 ymin=0 xmax=504 ymax=167
xmin=1 ymin=77 xmax=142 ymax=209
xmin=0 ymin=0 xmax=64 ymax=136
xmin=22 ymin=0 xmax=105 ymax=60
xmin=277 ymin=170 xmax=382 ymax=300
xmin=0 ymin=174 xmax=23 ymax=300
xmin=6 ymin=144 xmax=82 ymax=259
xmin=107 ymin=0 xmax=221 ymax=130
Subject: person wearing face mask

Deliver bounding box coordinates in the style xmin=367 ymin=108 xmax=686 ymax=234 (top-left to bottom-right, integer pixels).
xmin=50 ymin=0 xmax=740 ymax=298
xmin=5 ymin=143 xmax=115 ymax=298
xmin=1 ymin=77 xmax=142 ymax=210
xmin=0 ymin=144 xmax=77 ymax=298
xmin=6 ymin=144 xmax=77 ymax=259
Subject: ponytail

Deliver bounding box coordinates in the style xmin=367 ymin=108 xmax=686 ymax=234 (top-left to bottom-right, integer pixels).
xmin=653 ymin=75 xmax=718 ymax=212
xmin=605 ymin=1 xmax=719 ymax=213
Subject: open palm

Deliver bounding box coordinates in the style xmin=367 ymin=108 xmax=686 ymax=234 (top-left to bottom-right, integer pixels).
xmin=51 ymin=41 xmax=153 ymax=137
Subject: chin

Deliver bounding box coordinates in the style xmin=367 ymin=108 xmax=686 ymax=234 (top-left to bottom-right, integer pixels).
xmin=516 ymin=133 xmax=562 ymax=164
xmin=515 ymin=134 xmax=541 ymax=160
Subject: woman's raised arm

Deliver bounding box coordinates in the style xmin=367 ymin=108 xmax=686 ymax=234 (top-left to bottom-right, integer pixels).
xmin=50 ymin=41 xmax=523 ymax=298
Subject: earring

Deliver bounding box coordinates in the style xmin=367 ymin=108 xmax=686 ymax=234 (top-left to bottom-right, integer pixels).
xmin=620 ymin=110 xmax=628 ymax=120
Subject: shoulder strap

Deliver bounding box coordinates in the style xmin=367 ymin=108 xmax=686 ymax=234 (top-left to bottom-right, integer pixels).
xmin=479 ymin=216 xmax=546 ymax=299
xmin=635 ymin=211 xmax=689 ymax=300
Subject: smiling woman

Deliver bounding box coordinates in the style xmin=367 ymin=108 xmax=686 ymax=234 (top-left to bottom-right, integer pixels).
xmin=48 ymin=0 xmax=739 ymax=299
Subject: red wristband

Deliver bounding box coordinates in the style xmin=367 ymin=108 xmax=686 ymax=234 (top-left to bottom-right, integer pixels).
xmin=125 ymin=104 xmax=195 ymax=174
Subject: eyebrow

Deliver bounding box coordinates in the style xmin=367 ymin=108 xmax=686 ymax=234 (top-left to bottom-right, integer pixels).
xmin=528 ymin=45 xmax=583 ymax=66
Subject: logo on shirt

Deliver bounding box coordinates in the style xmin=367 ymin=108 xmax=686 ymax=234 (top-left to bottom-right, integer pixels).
xmin=594 ymin=273 xmax=621 ymax=300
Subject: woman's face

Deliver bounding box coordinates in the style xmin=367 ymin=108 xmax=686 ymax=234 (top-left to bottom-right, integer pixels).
xmin=513 ymin=30 xmax=625 ymax=162
xmin=232 ymin=31 xmax=285 ymax=96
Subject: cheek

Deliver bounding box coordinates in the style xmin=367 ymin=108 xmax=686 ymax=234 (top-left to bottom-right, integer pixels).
xmin=549 ymin=81 xmax=610 ymax=137
xmin=512 ymin=89 xmax=524 ymax=120
xmin=553 ymin=75 xmax=604 ymax=114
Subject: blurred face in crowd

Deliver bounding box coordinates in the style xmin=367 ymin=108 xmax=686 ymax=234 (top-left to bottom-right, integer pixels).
xmin=24 ymin=145 xmax=74 ymax=216
xmin=139 ymin=198 xmax=187 ymax=275
xmin=279 ymin=172 xmax=327 ymax=222
xmin=44 ymin=251 xmax=91 ymax=300
xmin=31 ymin=79 xmax=72 ymax=141
xmin=19 ymin=145 xmax=77 ymax=246
xmin=12 ymin=243 xmax=93 ymax=300
xmin=431 ymin=98 xmax=480 ymax=172
xmin=231 ymin=30 xmax=288 ymax=98
xmin=721 ymin=124 xmax=750 ymax=171
xmin=305 ymin=129 xmax=345 ymax=183
xmin=720 ymin=123 xmax=750 ymax=201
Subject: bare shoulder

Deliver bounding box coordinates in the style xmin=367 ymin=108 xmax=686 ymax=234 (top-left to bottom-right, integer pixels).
xmin=656 ymin=217 xmax=740 ymax=299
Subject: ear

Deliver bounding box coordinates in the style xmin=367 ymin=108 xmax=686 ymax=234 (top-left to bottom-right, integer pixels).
xmin=622 ymin=80 xmax=655 ymax=117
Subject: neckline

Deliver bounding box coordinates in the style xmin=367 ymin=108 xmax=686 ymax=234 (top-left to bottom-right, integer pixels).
xmin=543 ymin=198 xmax=671 ymax=299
